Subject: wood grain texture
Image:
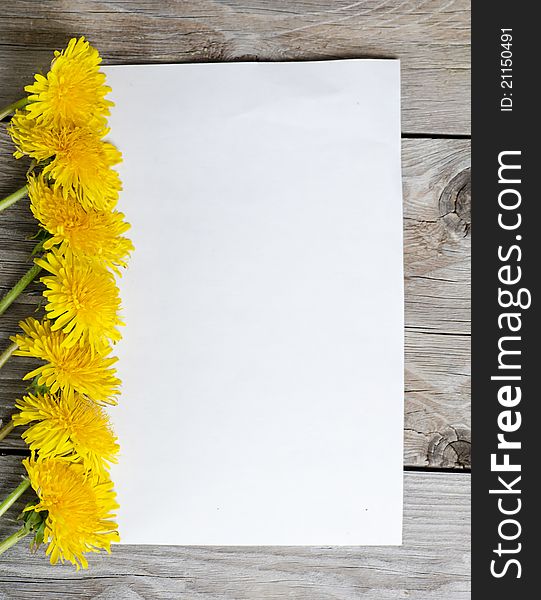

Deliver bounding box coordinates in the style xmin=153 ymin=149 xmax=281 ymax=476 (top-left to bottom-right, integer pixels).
xmin=0 ymin=0 xmax=470 ymax=135
xmin=0 ymin=5 xmax=471 ymax=594
xmin=0 ymin=133 xmax=471 ymax=469
xmin=0 ymin=455 xmax=470 ymax=599
xmin=403 ymin=139 xmax=471 ymax=469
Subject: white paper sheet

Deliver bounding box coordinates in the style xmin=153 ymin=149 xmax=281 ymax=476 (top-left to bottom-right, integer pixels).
xmin=105 ymin=59 xmax=404 ymax=546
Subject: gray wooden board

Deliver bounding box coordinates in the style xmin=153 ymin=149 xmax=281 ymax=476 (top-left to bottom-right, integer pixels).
xmin=0 ymin=1 xmax=471 ymax=597
xmin=0 ymin=134 xmax=471 ymax=470
xmin=0 ymin=456 xmax=470 ymax=599
xmin=0 ymin=1 xmax=470 ymax=136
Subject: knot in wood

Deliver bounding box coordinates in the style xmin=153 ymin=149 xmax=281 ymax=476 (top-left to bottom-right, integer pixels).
xmin=427 ymin=425 xmax=471 ymax=469
xmin=439 ymin=167 xmax=471 ymax=238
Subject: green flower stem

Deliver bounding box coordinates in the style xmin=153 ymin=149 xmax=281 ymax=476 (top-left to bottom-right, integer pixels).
xmin=0 ymin=341 xmax=17 ymax=371
xmin=0 ymin=262 xmax=41 ymax=317
xmin=0 ymin=527 xmax=29 ymax=556
xmin=0 ymin=97 xmax=29 ymax=121
xmin=0 ymin=185 xmax=28 ymax=214
xmin=0 ymin=479 xmax=30 ymax=519
xmin=0 ymin=420 xmax=15 ymax=443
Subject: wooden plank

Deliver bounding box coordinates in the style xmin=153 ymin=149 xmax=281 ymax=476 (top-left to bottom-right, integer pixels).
xmin=0 ymin=0 xmax=470 ymax=135
xmin=0 ymin=134 xmax=471 ymax=468
xmin=0 ymin=456 xmax=470 ymax=599
xmin=403 ymin=139 xmax=471 ymax=468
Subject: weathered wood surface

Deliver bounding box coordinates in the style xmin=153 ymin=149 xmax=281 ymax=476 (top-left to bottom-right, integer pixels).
xmin=403 ymin=139 xmax=470 ymax=469
xmin=0 ymin=134 xmax=471 ymax=469
xmin=0 ymin=1 xmax=470 ymax=136
xmin=0 ymin=2 xmax=471 ymax=596
xmin=0 ymin=456 xmax=470 ymax=599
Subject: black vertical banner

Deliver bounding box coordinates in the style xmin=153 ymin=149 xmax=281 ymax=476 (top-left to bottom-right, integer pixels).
xmin=472 ymin=3 xmax=540 ymax=596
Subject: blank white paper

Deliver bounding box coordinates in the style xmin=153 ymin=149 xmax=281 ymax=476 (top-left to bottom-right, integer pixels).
xmin=105 ymin=60 xmax=404 ymax=546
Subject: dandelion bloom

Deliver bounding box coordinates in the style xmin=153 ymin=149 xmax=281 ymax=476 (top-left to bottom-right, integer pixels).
xmin=28 ymin=174 xmax=133 ymax=272
xmin=8 ymin=113 xmax=122 ymax=211
xmin=24 ymin=36 xmax=113 ymax=130
xmin=12 ymin=318 xmax=120 ymax=404
xmin=23 ymin=458 xmax=119 ymax=569
xmin=35 ymin=248 xmax=123 ymax=351
xmin=14 ymin=392 xmax=119 ymax=474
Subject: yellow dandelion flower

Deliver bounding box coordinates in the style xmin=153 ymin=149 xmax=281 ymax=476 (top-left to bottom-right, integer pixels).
xmin=24 ymin=36 xmax=113 ymax=130
xmin=23 ymin=458 xmax=119 ymax=569
xmin=8 ymin=111 xmax=55 ymax=161
xmin=8 ymin=114 xmax=122 ymax=211
xmin=35 ymin=248 xmax=123 ymax=351
xmin=11 ymin=318 xmax=120 ymax=405
xmin=28 ymin=174 xmax=133 ymax=272
xmin=14 ymin=392 xmax=119 ymax=474
xmin=43 ymin=127 xmax=122 ymax=211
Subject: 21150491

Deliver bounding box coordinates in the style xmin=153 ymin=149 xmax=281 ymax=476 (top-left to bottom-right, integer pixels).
xmin=500 ymin=29 xmax=513 ymax=112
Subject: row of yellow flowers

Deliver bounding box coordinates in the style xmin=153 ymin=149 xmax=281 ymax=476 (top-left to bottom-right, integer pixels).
xmin=0 ymin=37 xmax=131 ymax=569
